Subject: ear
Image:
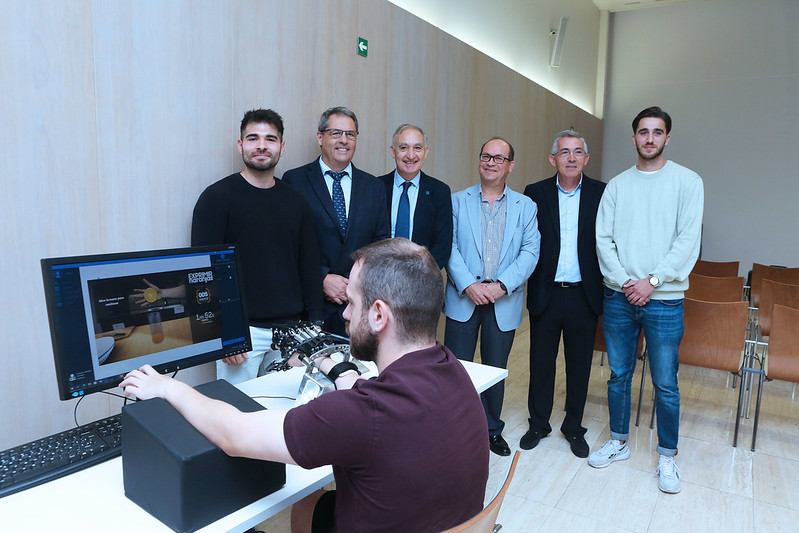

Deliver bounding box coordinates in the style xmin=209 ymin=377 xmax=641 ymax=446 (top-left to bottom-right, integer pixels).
xmin=389 ymin=144 xmax=397 ymax=160
xmin=507 ymin=160 xmax=515 ymax=173
xmin=316 ymin=131 xmax=324 ymax=147
xmin=368 ymin=299 xmax=392 ymax=334
xmin=237 ymin=138 xmax=244 ymax=155
xmin=548 ymin=154 xmax=557 ymax=168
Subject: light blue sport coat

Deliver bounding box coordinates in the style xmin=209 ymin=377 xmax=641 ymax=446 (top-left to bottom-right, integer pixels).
xmin=444 ymin=183 xmax=541 ymax=332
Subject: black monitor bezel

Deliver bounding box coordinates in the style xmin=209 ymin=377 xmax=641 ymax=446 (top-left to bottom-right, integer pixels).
xmin=41 ymin=245 xmax=252 ymax=401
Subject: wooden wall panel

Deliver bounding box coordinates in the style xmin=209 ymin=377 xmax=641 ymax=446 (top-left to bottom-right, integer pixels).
xmin=0 ymin=0 xmax=601 ymax=450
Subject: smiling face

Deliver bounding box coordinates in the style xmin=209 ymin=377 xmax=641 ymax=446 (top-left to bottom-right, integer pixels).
xmin=478 ymin=138 xmax=515 ymax=187
xmin=317 ymin=114 xmax=357 ymax=172
xmin=634 ymin=117 xmax=670 ymax=163
xmin=390 ymin=127 xmax=429 ymax=181
xmin=549 ymin=135 xmax=589 ymax=183
xmin=238 ymin=122 xmax=284 ymax=172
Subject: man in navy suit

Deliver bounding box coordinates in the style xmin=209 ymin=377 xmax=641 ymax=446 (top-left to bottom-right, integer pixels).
xmin=283 ymin=106 xmax=390 ymax=336
xmin=445 ymin=137 xmax=540 ymax=456
xmin=521 ymin=130 xmax=605 ymax=458
xmin=377 ymin=124 xmax=452 ymax=269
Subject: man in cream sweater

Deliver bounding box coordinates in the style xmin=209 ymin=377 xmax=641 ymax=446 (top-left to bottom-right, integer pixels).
xmin=590 ymin=106 xmax=704 ymax=494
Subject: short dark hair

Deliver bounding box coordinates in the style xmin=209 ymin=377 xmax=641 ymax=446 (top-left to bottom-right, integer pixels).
xmin=480 ymin=136 xmax=515 ymax=161
xmin=318 ymin=106 xmax=359 ymax=133
xmin=240 ymin=109 xmax=284 ymax=139
xmin=632 ymin=106 xmax=672 ymax=134
xmin=350 ymin=238 xmax=443 ymax=344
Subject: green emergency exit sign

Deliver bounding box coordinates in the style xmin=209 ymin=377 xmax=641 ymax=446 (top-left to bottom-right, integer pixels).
xmin=357 ymin=37 xmax=368 ymax=57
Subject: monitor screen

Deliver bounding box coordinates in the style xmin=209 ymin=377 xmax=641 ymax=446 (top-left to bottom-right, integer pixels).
xmin=41 ymin=245 xmax=251 ymax=400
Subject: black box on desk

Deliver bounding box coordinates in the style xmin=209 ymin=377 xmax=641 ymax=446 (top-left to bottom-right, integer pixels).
xmin=121 ymin=379 xmax=286 ymax=533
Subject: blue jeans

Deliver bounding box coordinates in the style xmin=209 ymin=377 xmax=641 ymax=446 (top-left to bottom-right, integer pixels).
xmin=602 ymin=288 xmax=683 ymax=456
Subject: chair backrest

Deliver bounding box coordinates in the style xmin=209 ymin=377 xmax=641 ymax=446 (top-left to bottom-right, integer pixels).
xmin=594 ymin=316 xmax=645 ymax=357
xmin=692 ymin=259 xmax=739 ymax=277
xmin=440 ymin=451 xmax=520 ymax=533
xmin=758 ymin=279 xmax=799 ymax=337
xmin=686 ymin=273 xmax=745 ymax=302
xmin=750 ymin=263 xmax=799 ymax=308
xmin=679 ymin=298 xmax=749 ymax=372
xmin=766 ymin=304 xmax=799 ymax=382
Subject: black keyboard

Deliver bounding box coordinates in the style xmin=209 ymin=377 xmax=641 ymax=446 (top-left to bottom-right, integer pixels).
xmin=0 ymin=414 xmax=122 ymax=498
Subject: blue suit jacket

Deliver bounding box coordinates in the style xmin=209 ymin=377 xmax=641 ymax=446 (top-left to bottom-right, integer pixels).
xmin=283 ymin=160 xmax=390 ymax=315
xmin=445 ymin=184 xmax=540 ymax=331
xmin=377 ymin=170 xmax=453 ymax=269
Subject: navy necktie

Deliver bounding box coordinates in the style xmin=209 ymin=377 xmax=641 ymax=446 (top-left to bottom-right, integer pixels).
xmin=327 ymin=170 xmax=347 ymax=235
xmin=395 ymin=181 xmax=412 ymax=239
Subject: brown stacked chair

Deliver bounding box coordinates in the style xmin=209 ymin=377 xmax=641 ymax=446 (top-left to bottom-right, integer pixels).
xmin=686 ymin=273 xmax=745 ymax=302
xmin=749 ymin=263 xmax=799 ymax=309
xmin=692 ymin=259 xmax=739 ymax=277
xmin=646 ymin=298 xmax=750 ymax=444
xmin=440 ymin=451 xmax=520 ymax=533
xmin=680 ymin=298 xmax=751 ymax=446
xmin=755 ymin=279 xmax=799 ymax=341
xmin=750 ymin=304 xmax=799 ymax=451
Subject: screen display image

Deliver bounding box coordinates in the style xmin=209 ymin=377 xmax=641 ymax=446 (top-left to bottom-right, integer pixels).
xmin=41 ymin=246 xmax=251 ymax=400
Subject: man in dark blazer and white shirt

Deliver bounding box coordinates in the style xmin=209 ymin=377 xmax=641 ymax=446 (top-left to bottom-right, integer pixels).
xmin=521 ymin=130 xmax=605 ymax=458
xmin=283 ymin=106 xmax=390 ymax=335
xmin=377 ymin=124 xmax=452 ymax=269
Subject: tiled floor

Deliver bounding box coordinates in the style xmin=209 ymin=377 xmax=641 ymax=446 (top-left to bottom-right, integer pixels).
xmin=257 ymin=319 xmax=799 ymax=532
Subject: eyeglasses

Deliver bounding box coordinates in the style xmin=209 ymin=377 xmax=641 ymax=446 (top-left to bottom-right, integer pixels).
xmin=323 ymin=129 xmax=358 ymax=140
xmin=554 ymin=149 xmax=586 ymax=159
xmin=479 ymin=153 xmax=512 ymax=164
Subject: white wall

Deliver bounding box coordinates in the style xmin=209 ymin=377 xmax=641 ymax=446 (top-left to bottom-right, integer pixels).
xmin=601 ymin=0 xmax=799 ymax=275
xmin=388 ymin=0 xmax=605 ymax=115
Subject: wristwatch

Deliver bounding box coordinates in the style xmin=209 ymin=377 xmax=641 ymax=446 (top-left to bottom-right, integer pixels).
xmin=648 ymin=274 xmax=661 ymax=288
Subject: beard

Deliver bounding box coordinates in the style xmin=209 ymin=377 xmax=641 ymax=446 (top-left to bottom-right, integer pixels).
xmin=242 ymin=152 xmax=279 ymax=172
xmin=348 ymin=317 xmax=379 ymax=362
xmin=637 ymin=143 xmax=664 ymax=161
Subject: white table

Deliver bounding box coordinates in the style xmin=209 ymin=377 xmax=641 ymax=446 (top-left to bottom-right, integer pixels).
xmin=0 ymin=360 xmax=506 ymax=532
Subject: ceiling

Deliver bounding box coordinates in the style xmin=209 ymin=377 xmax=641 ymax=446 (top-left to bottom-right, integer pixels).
xmin=592 ymin=0 xmax=699 ymax=12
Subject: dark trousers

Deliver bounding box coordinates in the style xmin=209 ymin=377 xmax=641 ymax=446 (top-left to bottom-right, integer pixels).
xmin=444 ymin=304 xmax=516 ymax=436
xmin=528 ymin=285 xmax=598 ymax=437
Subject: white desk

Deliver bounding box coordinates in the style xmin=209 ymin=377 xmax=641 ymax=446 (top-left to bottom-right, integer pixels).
xmin=0 ymin=360 xmax=506 ymax=533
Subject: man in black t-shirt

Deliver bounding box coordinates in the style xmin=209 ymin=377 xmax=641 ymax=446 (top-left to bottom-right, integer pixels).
xmin=191 ymin=109 xmax=323 ymax=384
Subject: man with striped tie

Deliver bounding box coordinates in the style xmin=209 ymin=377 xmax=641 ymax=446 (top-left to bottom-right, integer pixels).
xmin=283 ymin=107 xmax=390 ymax=336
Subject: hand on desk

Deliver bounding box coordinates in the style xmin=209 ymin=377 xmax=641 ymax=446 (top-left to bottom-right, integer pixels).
xmin=221 ymin=353 xmax=249 ymax=366
xmin=120 ymin=364 xmax=173 ymax=401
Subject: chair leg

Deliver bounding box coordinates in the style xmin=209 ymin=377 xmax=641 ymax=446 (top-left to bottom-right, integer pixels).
xmin=649 ymin=389 xmax=656 ymax=429
xmin=751 ymin=371 xmax=765 ymax=452
xmin=733 ymin=371 xmax=745 ymax=447
xmin=635 ymin=350 xmax=648 ymax=427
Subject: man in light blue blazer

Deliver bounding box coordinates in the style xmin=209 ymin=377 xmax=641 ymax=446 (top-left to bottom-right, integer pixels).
xmin=445 ymin=137 xmax=540 ymax=456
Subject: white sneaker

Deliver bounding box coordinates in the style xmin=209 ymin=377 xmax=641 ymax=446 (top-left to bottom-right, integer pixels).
xmin=656 ymin=454 xmax=681 ymax=493
xmin=588 ymin=439 xmax=630 ymax=468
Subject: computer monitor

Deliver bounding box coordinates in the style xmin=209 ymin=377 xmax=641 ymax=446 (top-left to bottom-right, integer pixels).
xmin=41 ymin=245 xmax=252 ymax=400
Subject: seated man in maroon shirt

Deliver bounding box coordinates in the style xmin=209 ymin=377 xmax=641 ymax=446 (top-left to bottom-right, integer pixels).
xmin=120 ymin=238 xmax=489 ymax=533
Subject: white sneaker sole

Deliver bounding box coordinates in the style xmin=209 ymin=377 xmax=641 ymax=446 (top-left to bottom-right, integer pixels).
xmin=588 ymin=447 xmax=630 ymax=468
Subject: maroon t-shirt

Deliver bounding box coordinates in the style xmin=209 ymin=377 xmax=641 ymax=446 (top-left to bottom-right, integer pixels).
xmin=284 ymin=343 xmax=489 ymax=532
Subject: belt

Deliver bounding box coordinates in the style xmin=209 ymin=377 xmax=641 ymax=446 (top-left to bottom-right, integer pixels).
xmin=554 ymin=281 xmax=581 ymax=288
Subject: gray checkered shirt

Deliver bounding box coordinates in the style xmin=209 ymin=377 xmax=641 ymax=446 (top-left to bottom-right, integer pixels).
xmin=480 ymin=188 xmax=507 ymax=281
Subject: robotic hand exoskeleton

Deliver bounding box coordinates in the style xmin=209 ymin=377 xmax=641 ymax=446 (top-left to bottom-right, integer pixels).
xmin=265 ymin=321 xmax=360 ymax=404
xmin=264 ymin=322 xmax=351 ymax=373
